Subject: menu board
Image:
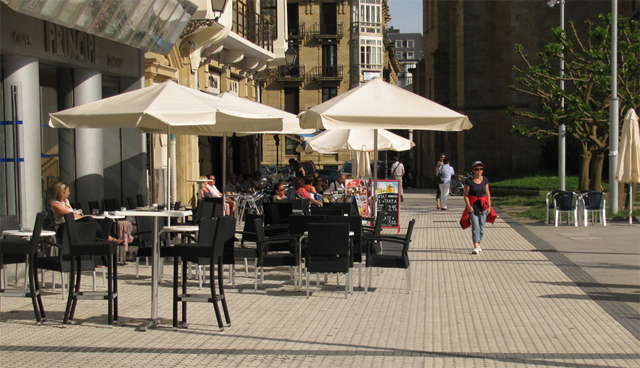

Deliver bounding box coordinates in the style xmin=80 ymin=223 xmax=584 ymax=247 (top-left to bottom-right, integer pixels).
xmin=346 ymin=179 xmax=370 ymax=218
xmin=372 ymin=180 xmax=400 ymax=233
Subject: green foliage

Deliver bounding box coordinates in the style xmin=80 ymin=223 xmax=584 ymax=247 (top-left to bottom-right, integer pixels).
xmin=492 ymin=175 xmax=580 ymax=191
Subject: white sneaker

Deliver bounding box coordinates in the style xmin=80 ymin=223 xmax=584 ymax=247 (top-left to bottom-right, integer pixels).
xmin=472 ymin=248 xmax=479 ymax=254
xmin=477 ymin=247 xmax=482 ymax=252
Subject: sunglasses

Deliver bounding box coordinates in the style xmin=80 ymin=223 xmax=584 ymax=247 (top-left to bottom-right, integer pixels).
xmin=473 ymin=168 xmax=484 ymax=171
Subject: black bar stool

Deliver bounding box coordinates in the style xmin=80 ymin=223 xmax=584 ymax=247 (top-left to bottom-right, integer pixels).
xmin=62 ymin=213 xmax=118 ymax=326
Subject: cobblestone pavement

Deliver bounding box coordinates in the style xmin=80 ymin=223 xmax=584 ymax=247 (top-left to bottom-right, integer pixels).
xmin=1 ymin=189 xmax=639 ymax=367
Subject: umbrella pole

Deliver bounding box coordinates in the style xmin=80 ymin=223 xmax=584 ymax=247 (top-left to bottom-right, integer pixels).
xmin=167 ymin=126 xmax=171 ymax=207
xmin=630 ymin=184 xmax=633 ymax=225
xmin=373 ymin=129 xmax=378 ymax=219
xmin=223 ymin=132 xmax=227 ymax=216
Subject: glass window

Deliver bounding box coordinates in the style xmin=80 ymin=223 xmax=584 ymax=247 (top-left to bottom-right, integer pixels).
xmin=262 ymin=0 xmax=278 ymax=39
xmin=407 ymin=39 xmax=414 ymax=48
xmin=285 ymin=137 xmax=298 ymax=155
xmin=322 ymin=87 xmax=337 ymax=102
xmin=395 ymin=40 xmax=402 ymax=48
xmin=396 ymin=51 xmax=402 ymax=60
xmin=407 ymin=51 xmax=414 ymax=59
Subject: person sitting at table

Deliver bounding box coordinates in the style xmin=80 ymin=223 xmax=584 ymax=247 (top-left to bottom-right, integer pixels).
xmin=225 ymin=174 xmax=239 ymax=193
xmin=272 ymin=183 xmax=288 ymax=201
xmin=240 ymin=174 xmax=255 ymax=191
xmin=203 ymin=174 xmax=236 ymax=216
xmin=253 ymin=171 xmax=264 ymax=189
xmin=294 ymin=177 xmax=323 ymax=207
xmin=200 ymin=175 xmax=214 ymax=198
xmin=49 ymin=181 xmax=120 ymax=242
xmin=313 ymin=176 xmax=328 ymax=194
xmin=329 ymin=174 xmax=346 ymax=192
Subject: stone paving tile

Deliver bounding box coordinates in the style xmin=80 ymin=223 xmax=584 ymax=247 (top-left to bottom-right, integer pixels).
xmin=1 ymin=191 xmax=639 ymax=367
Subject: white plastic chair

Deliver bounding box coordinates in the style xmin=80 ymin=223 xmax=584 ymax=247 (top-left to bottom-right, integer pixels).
xmin=553 ymin=191 xmax=579 ymax=227
xmin=579 ymin=191 xmax=607 ymax=226
xmin=545 ymin=190 xmax=563 ymax=224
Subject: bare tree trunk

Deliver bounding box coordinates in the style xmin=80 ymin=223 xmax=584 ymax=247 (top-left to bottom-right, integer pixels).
xmin=579 ymin=147 xmax=591 ymax=191
xmin=590 ymin=152 xmax=605 ymax=191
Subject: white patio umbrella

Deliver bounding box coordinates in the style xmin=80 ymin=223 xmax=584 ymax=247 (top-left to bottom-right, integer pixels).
xmin=615 ymin=108 xmax=640 ymax=224
xmin=301 ymin=128 xmax=415 ymax=178
xmin=299 ymin=78 xmax=472 ymax=212
xmin=49 ymin=80 xmax=283 ymax=206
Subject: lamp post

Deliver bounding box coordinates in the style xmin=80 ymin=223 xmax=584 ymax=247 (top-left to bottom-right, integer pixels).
xmin=610 ymin=0 xmax=619 ymax=213
xmin=548 ymin=0 xmax=566 ymax=191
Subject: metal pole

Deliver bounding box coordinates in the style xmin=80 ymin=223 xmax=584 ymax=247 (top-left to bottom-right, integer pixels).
xmin=10 ymin=86 xmax=23 ymax=228
xmin=558 ymin=0 xmax=566 ymax=190
xmin=609 ymin=0 xmax=619 ymax=213
xmin=373 ymin=129 xmax=378 ymax=218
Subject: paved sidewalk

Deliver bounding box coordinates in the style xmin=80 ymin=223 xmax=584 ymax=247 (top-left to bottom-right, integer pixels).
xmin=1 ymin=189 xmax=639 ymax=367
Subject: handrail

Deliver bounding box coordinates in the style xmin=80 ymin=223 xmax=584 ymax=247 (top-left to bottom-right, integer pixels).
xmin=232 ymin=0 xmax=274 ymax=52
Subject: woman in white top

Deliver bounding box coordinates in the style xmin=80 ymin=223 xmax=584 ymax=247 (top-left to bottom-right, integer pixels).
xmin=50 ymin=182 xmax=117 ymax=242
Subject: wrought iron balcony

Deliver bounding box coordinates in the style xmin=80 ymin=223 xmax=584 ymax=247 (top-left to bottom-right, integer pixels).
xmin=272 ymin=65 xmax=306 ymax=82
xmin=308 ymin=23 xmax=343 ymax=40
xmin=288 ymin=24 xmax=306 ymax=39
xmin=232 ymin=0 xmax=274 ymax=52
xmin=310 ymin=65 xmax=343 ymax=82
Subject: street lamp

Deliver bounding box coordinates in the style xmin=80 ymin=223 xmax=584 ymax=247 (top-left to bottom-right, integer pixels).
xmin=285 ymin=42 xmax=298 ymax=66
xmin=548 ymin=0 xmax=566 ymax=191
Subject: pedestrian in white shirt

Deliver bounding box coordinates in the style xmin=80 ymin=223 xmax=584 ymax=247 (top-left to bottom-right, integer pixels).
xmin=390 ymin=157 xmax=405 ymax=201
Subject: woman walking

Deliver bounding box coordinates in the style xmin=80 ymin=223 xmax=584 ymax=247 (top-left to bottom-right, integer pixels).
xmin=459 ymin=161 xmax=497 ymax=254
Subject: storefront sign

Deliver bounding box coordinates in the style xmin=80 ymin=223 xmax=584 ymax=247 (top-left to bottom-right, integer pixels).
xmin=12 ymin=32 xmax=31 ymax=48
xmin=44 ymin=21 xmax=95 ymax=63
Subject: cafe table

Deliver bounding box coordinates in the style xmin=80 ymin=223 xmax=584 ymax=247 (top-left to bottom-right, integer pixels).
xmin=115 ymin=208 xmax=192 ymax=330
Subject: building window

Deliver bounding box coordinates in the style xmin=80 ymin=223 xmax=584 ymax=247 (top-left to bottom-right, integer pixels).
xmin=355 ymin=0 xmax=381 ymax=34
xmin=395 ymin=40 xmax=402 ymax=48
xmin=396 ymin=51 xmax=403 ymax=60
xmin=407 ymin=39 xmax=414 ymax=48
xmin=407 ymin=51 xmax=414 ymax=59
xmin=285 ymin=137 xmax=298 ymax=155
xmin=360 ymin=38 xmax=382 ymax=69
xmin=261 ymin=0 xmax=278 ymax=39
xmin=322 ymin=87 xmax=337 ymax=102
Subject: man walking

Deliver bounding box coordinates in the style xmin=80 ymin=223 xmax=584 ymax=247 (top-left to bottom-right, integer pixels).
xmin=390 ymin=156 xmax=405 ymax=201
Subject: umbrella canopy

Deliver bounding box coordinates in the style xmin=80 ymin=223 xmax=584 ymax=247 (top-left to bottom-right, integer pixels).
xmin=301 ymin=128 xmax=415 ymax=154
xmin=616 ymin=108 xmax=640 ymax=184
xmin=49 ymin=80 xmax=283 ymax=134
xmin=299 ymin=78 xmax=472 ymax=130
xmin=353 ymin=151 xmax=372 ymax=178
xmin=217 ymin=92 xmax=315 ymax=135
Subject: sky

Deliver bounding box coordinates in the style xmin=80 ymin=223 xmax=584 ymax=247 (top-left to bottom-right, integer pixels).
xmin=387 ymin=0 xmax=423 ymax=34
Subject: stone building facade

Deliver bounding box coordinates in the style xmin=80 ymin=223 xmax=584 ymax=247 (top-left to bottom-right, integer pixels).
xmin=412 ymin=0 xmax=639 ymax=187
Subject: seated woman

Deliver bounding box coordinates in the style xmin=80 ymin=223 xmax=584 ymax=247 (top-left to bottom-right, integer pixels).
xmin=50 ymin=182 xmax=120 ymax=242
xmin=313 ymin=176 xmax=328 ymax=194
xmin=204 ymin=174 xmax=236 ymax=216
xmin=294 ymin=177 xmax=323 ymax=207
xmin=272 ymin=182 xmax=288 ymax=201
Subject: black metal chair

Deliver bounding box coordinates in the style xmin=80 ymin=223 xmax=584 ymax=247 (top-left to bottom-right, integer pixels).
xmin=126 ymin=197 xmax=135 ymax=210
xmin=136 ymin=194 xmax=145 ymax=207
xmin=222 ymin=213 xmax=261 ymax=286
xmin=326 ymin=215 xmax=364 ymax=286
xmin=305 ymin=223 xmax=352 ymax=299
xmin=253 ymin=217 xmax=301 ymax=291
xmin=172 ymin=217 xmax=235 ymax=330
xmin=63 ymin=213 xmax=118 ymax=326
xmin=88 ymin=201 xmax=101 ymax=215
xmin=103 ymin=198 xmax=120 ymax=212
xmin=0 ymin=212 xmax=46 ymax=323
xmin=39 ymin=221 xmax=102 ymax=299
xmin=365 ymin=219 xmax=415 ymax=294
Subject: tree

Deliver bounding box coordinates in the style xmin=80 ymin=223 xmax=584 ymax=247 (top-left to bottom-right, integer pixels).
xmin=509 ymin=14 xmax=639 ymax=190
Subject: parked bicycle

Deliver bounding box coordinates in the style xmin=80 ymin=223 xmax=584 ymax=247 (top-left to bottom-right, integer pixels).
xmin=449 ymin=171 xmax=471 ymax=196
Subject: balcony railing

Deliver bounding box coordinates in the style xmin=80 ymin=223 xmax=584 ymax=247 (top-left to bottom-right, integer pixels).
xmin=308 ymin=23 xmax=343 ymax=39
xmin=272 ymin=65 xmax=306 ymax=82
xmin=351 ymin=22 xmax=382 ymax=34
xmin=232 ymin=0 xmax=274 ymax=52
xmin=310 ymin=65 xmax=343 ymax=81
xmin=288 ymin=24 xmax=306 ymax=39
